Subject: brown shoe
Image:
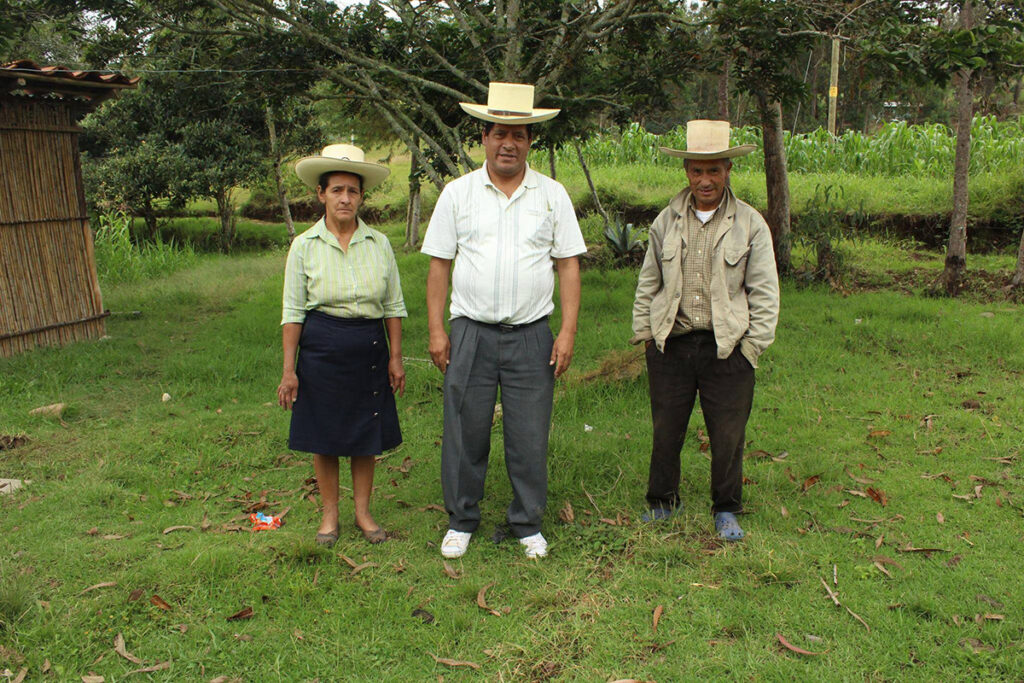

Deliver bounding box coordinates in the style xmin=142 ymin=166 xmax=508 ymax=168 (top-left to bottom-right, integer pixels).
xmin=355 ymin=521 xmax=387 ymax=544
xmin=315 ymin=525 xmax=340 ymax=547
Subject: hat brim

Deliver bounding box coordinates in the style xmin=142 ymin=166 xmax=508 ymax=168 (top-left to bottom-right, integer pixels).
xmin=659 ymin=144 xmax=757 ymax=160
xmin=294 ymin=157 xmax=390 ymax=191
xmin=459 ymin=102 xmax=560 ymax=125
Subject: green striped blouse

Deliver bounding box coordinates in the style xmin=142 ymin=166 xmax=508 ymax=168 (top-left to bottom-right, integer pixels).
xmin=281 ymin=218 xmax=407 ymax=325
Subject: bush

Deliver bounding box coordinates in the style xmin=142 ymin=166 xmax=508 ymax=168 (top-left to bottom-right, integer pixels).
xmin=93 ymin=211 xmax=198 ymax=284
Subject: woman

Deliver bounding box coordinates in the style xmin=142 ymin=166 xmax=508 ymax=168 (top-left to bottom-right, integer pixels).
xmin=277 ymin=144 xmax=406 ymax=546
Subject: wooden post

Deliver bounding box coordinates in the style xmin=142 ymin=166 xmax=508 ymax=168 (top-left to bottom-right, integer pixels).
xmin=828 ymin=37 xmax=840 ymax=136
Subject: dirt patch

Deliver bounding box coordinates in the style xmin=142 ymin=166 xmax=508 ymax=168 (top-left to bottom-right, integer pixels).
xmin=843 ymin=266 xmax=1022 ymax=302
xmin=0 ymin=434 xmax=28 ymax=451
xmin=579 ymin=348 xmax=645 ymax=383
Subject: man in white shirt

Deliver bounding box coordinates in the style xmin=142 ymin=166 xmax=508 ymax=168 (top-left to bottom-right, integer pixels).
xmin=422 ymin=82 xmax=587 ymax=559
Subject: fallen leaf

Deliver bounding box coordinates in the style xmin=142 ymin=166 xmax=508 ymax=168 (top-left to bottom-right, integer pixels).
xmin=42 ymin=660 xmax=51 ymax=674
xmin=866 ymin=487 xmax=888 ymax=506
xmin=162 ymin=526 xmax=194 ymax=535
xmin=125 ymin=662 xmax=170 ymax=676
xmin=420 ymin=504 xmax=446 ymax=513
xmin=29 ymin=403 xmax=65 ymax=418
xmin=79 ymin=582 xmax=117 ymax=595
xmin=233 ymin=634 xmax=252 ymax=642
xmin=476 ymin=582 xmax=501 ymax=617
xmin=411 ymin=608 xmax=435 ymax=624
xmin=559 ymin=500 xmax=575 ymax=523
xmin=113 ymin=633 xmax=144 ymax=665
xmin=867 ymin=429 xmax=891 ymax=438
xmin=351 ymin=562 xmax=377 ymax=575
xmin=802 ymin=474 xmax=821 ymax=492
xmin=226 ymin=606 xmax=253 ymax=621
xmin=81 ymin=676 xmax=104 ymax=683
xmin=936 ymin=512 xmax=945 ymax=524
xmin=961 ymin=400 xmax=980 ymax=410
xmin=338 ymin=554 xmax=358 ymax=568
xmin=845 ymin=606 xmax=870 ymax=632
xmin=845 ymin=468 xmax=877 ymax=485
xmin=776 ymin=633 xmax=825 ymax=655
xmin=150 ymin=595 xmax=172 ymax=611
xmin=87 ymin=527 xmax=99 ymax=535
xmin=946 ymin=555 xmax=963 ymax=568
xmin=961 ymin=638 xmax=994 ymax=653
xmin=898 ymin=545 xmax=948 ymax=554
xmin=127 ymin=588 xmax=144 ymax=602
xmin=846 ymin=489 xmax=868 ymax=498
xmin=200 ymin=512 xmax=211 ymax=532
xmin=746 ymin=449 xmax=772 ymax=459
xmin=875 ymin=535 xmax=884 ymax=549
xmin=977 ymin=594 xmax=1004 ymax=609
xmin=429 ymin=653 xmax=480 ymax=670
xmin=983 ymin=613 xmax=1005 ymax=621
xmin=873 ymin=561 xmax=892 ymax=578
xmin=652 ymin=605 xmax=663 ymax=632
xmin=11 ymin=668 xmax=27 ymax=683
xmin=442 ymin=562 xmax=462 ymax=580
xmin=292 ymin=628 xmax=304 ymax=640
xmin=780 ymin=505 xmax=789 ymax=518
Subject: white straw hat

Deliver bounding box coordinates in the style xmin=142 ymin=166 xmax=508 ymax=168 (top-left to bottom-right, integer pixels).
xmin=294 ymin=144 xmax=390 ymax=191
xmin=459 ymin=82 xmax=560 ymax=125
xmin=659 ymin=120 xmax=757 ymax=159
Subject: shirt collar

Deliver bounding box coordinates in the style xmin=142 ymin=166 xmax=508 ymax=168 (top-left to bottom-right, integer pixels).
xmin=313 ymin=216 xmax=375 ymax=250
xmin=479 ymin=161 xmax=539 ymax=192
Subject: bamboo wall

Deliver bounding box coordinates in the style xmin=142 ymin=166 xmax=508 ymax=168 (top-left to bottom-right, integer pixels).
xmin=0 ymin=95 xmax=107 ymax=357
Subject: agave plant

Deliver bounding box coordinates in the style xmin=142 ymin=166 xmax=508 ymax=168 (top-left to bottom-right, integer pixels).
xmin=604 ymin=218 xmax=644 ymax=258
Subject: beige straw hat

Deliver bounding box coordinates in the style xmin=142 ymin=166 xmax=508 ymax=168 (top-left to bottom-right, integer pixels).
xmin=659 ymin=120 xmax=757 ymax=160
xmin=459 ymin=82 xmax=560 ymax=125
xmin=294 ymin=144 xmax=390 ymax=191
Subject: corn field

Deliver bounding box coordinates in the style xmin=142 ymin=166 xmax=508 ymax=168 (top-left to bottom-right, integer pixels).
xmin=544 ymin=116 xmax=1024 ymax=176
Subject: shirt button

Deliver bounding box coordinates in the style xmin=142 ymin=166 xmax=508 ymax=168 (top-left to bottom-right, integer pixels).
xmin=371 ymin=365 xmax=377 ymax=370
xmin=372 ymin=340 xmax=378 ymax=346
xmin=373 ymin=391 xmax=380 ymax=397
xmin=373 ymin=412 xmax=379 ymax=417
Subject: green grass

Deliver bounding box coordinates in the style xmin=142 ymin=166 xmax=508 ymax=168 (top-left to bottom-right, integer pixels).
xmin=2 ymin=224 xmax=1023 ymax=679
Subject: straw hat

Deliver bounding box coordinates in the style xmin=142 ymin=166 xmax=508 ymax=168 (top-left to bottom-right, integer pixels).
xmin=459 ymin=82 xmax=560 ymax=125
xmin=659 ymin=120 xmax=756 ymax=160
xmin=294 ymin=144 xmax=390 ymax=191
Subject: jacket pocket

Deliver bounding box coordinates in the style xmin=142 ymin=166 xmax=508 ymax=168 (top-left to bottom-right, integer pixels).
xmin=723 ymin=245 xmax=750 ymax=294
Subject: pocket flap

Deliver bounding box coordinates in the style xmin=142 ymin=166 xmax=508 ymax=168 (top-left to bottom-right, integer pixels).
xmin=724 ymin=246 xmax=751 ymax=266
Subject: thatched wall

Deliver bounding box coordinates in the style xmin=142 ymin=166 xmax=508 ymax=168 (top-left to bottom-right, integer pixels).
xmin=0 ymin=95 xmax=107 ymax=356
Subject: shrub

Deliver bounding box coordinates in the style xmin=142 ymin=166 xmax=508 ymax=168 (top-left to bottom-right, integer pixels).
xmin=93 ymin=211 xmax=198 ymax=284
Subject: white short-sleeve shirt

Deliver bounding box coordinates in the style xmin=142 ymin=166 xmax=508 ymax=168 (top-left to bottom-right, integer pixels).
xmin=421 ymin=163 xmax=586 ymax=325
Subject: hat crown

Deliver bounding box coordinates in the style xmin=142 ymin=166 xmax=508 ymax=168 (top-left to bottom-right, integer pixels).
xmin=686 ymin=120 xmax=733 ymax=154
xmin=320 ymin=143 xmax=366 ymax=163
xmin=486 ymin=82 xmax=535 ymax=116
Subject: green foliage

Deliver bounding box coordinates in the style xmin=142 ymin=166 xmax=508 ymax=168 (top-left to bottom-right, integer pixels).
xmin=603 ymin=217 xmax=645 ymax=259
xmin=790 ymin=184 xmax=868 ymax=286
xmin=93 ymin=210 xmax=197 ymax=284
xmin=545 ymin=117 xmax=1024 ymax=177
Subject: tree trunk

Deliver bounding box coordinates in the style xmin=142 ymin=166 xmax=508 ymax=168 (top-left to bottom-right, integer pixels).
xmin=142 ymin=198 xmax=158 ymax=241
xmin=215 ymin=188 xmax=236 ymax=253
xmin=548 ymin=140 xmax=557 ymax=180
xmin=717 ymin=57 xmax=730 ymax=120
xmin=266 ymin=102 xmax=295 ymax=241
xmin=931 ymin=0 xmax=973 ymax=297
xmin=1011 ymin=227 xmax=1024 ymax=289
xmin=757 ymin=96 xmax=792 ymax=273
xmin=573 ymin=139 xmax=610 ymax=231
xmin=405 ymin=143 xmax=421 ymax=248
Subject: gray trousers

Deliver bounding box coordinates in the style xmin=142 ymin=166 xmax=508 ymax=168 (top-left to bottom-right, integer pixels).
xmin=441 ymin=316 xmax=555 ymax=538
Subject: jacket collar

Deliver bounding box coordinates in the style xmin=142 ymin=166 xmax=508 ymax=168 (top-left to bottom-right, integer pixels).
xmin=669 ymin=187 xmax=737 ymax=247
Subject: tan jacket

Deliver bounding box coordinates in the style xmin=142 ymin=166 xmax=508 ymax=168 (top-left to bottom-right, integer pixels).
xmin=630 ymin=188 xmax=779 ymax=367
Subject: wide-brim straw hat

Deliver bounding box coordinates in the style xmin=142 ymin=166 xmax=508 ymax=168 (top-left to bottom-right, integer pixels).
xmin=294 ymin=144 xmax=390 ymax=191
xmin=659 ymin=120 xmax=757 ymax=160
xmin=460 ymin=82 xmax=560 ymax=125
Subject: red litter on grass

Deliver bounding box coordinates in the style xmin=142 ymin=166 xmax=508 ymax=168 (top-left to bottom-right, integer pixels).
xmin=250 ymin=512 xmax=282 ymax=530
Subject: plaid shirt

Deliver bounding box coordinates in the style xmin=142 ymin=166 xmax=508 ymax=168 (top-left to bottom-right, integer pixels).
xmin=671 ymin=193 xmax=730 ymax=335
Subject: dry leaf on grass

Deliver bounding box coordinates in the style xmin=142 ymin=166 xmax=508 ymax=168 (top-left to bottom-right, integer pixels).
xmin=81 ymin=677 xmax=104 ymax=683
xmin=845 ymin=468 xmax=876 ymax=485
xmin=867 ymin=429 xmax=891 ymax=438
xmin=961 ymin=638 xmax=994 ymax=653
xmin=11 ymin=668 xmax=27 ymax=683
xmin=226 ymin=606 xmax=253 ymax=621
xmin=476 ymin=582 xmax=501 ymax=617
xmin=29 ymin=403 xmax=65 ymax=418
xmin=79 ymin=582 xmax=117 ymax=595
xmin=127 ymin=588 xmax=144 ymax=602
xmin=776 ymin=633 xmax=825 ymax=655
xmin=162 ymin=526 xmax=194 ymax=535
xmin=351 ymin=562 xmax=377 ymax=575
xmin=113 ymin=633 xmax=144 ymax=665
xmin=150 ymin=595 xmax=172 ymax=611
xmin=442 ymin=562 xmax=462 ymax=580
xmin=411 ymin=609 xmax=435 ymax=624
xmin=125 ymin=662 xmax=170 ymax=676
xmin=866 ymin=487 xmax=888 ymax=506
xmin=429 ymin=653 xmax=480 ymax=670
xmin=652 ymin=605 xmax=663 ymax=632
xmin=420 ymin=504 xmax=446 ymax=512
xmin=559 ymin=500 xmax=575 ymax=523
xmin=802 ymin=474 xmax=821 ymax=492
xmin=102 ymin=534 xmax=127 ymax=540
xmin=338 ymin=554 xmax=358 ymax=568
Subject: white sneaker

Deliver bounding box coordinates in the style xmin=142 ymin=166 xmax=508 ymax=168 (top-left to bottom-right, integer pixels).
xmin=441 ymin=529 xmax=472 ymax=558
xmin=519 ymin=532 xmax=548 ymax=559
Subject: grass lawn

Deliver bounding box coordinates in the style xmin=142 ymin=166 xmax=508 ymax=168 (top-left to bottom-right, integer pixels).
xmin=2 ymin=226 xmax=1023 ymax=680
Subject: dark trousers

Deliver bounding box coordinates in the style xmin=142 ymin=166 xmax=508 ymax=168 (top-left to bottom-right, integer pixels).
xmin=441 ymin=317 xmax=555 ymax=538
xmin=645 ymin=331 xmax=755 ymax=514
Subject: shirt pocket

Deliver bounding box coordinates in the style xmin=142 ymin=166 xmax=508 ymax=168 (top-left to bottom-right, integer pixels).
xmin=524 ymin=208 xmax=555 ymax=249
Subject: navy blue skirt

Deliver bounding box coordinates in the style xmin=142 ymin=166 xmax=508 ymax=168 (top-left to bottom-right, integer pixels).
xmin=288 ymin=311 xmax=402 ymax=457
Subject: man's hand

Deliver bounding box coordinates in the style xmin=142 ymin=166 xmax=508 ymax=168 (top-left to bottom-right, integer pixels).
xmin=388 ymin=356 xmax=406 ymax=396
xmin=277 ymin=370 xmax=298 ymax=410
xmin=549 ymin=331 xmax=576 ymax=378
xmin=429 ymin=330 xmax=451 ymax=374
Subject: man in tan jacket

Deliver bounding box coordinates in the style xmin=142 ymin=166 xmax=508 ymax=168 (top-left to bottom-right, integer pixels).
xmin=631 ymin=120 xmax=779 ymax=541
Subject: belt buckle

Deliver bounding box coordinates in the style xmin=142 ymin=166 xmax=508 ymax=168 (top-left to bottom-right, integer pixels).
xmin=498 ymin=323 xmax=515 ymax=332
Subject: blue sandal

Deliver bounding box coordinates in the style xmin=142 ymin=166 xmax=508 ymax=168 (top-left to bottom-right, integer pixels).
xmin=641 ymin=506 xmax=681 ymax=523
xmin=714 ymin=512 xmax=745 ymax=541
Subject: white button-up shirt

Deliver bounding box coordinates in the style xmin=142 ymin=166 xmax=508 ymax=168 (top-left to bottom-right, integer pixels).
xmin=421 ymin=163 xmax=586 ymax=325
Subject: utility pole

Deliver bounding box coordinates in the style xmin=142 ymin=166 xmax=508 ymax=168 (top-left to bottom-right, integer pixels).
xmin=827 ymin=37 xmax=840 ymax=135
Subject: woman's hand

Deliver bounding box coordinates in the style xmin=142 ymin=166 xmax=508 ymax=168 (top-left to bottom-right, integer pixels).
xmin=278 ymin=370 xmax=299 ymax=410
xmin=388 ymin=356 xmax=406 ymax=397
